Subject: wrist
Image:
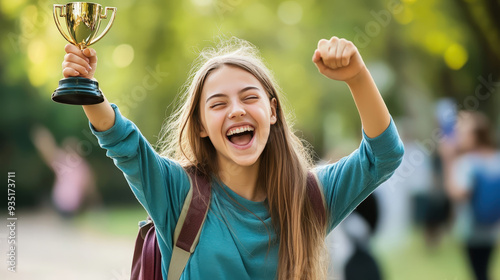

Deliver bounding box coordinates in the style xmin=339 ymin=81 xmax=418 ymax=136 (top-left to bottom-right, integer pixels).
xmin=345 ymin=66 xmax=369 ymax=87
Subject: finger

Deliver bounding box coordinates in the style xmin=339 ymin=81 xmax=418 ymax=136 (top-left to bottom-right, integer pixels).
xmin=82 ymin=48 xmax=97 ymax=67
xmin=64 ymin=43 xmax=80 ymax=54
xmin=62 ymin=67 xmax=81 ymax=78
xmin=64 ymin=44 xmax=90 ymax=63
xmin=327 ymin=37 xmax=340 ymax=69
xmin=335 ymin=39 xmax=348 ymax=68
xmin=312 ymin=49 xmax=322 ymax=63
xmin=312 ymin=56 xmax=329 ymax=74
xmin=317 ymin=39 xmax=330 ymax=62
xmin=62 ymin=61 xmax=89 ymax=76
xmin=329 ymin=36 xmax=339 ymax=43
xmin=64 ymin=53 xmax=92 ymax=71
xmin=341 ymin=42 xmax=356 ymax=67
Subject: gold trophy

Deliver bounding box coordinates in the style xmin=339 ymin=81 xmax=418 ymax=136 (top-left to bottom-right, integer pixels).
xmin=52 ymin=2 xmax=117 ymax=105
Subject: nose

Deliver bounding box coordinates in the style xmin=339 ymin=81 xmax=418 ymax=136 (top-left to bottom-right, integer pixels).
xmin=228 ymin=103 xmax=246 ymax=119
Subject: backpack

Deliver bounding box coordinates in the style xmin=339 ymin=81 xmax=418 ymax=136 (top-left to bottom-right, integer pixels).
xmin=130 ymin=171 xmax=326 ymax=280
xmin=471 ymin=165 xmax=500 ymax=225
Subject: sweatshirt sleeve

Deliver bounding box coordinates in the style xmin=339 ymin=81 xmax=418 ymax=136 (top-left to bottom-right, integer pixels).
xmin=90 ymin=104 xmax=191 ymax=232
xmin=314 ymin=118 xmax=404 ymax=232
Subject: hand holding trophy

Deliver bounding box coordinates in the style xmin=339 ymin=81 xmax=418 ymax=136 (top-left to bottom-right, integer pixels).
xmin=52 ymin=2 xmax=117 ymax=105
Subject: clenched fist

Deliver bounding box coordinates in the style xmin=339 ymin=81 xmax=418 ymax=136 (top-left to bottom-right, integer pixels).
xmin=312 ymin=36 xmax=366 ymax=83
xmin=62 ymin=44 xmax=98 ymax=80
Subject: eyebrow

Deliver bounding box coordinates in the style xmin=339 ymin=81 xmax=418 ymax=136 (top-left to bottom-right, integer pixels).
xmin=205 ymin=86 xmax=261 ymax=104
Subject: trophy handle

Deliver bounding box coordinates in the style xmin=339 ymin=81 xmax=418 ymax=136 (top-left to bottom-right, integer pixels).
xmin=53 ymin=4 xmax=76 ymax=45
xmin=89 ymin=7 xmax=117 ymax=46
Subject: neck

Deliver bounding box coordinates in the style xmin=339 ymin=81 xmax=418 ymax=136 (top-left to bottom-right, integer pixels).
xmin=217 ymin=157 xmax=265 ymax=202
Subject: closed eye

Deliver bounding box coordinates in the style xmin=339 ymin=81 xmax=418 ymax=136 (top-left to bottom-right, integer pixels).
xmin=210 ymin=102 xmax=225 ymax=109
xmin=244 ymin=95 xmax=259 ymax=101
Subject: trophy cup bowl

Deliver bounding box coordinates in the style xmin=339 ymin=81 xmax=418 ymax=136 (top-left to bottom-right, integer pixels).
xmin=52 ymin=2 xmax=116 ymax=105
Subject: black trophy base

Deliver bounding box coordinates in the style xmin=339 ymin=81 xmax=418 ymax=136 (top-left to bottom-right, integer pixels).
xmin=52 ymin=77 xmax=104 ymax=105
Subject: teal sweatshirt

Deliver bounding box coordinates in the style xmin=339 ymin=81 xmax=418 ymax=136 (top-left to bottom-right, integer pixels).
xmin=91 ymin=104 xmax=404 ymax=279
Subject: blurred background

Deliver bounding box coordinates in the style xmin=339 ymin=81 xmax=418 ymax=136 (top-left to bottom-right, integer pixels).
xmin=1 ymin=0 xmax=499 ymax=279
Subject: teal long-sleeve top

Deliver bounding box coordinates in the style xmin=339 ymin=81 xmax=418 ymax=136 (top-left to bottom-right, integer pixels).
xmin=91 ymin=104 xmax=404 ymax=279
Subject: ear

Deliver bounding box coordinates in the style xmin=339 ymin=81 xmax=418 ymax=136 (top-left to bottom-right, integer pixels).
xmin=200 ymin=125 xmax=208 ymax=138
xmin=199 ymin=119 xmax=209 ymax=138
xmin=270 ymin=98 xmax=277 ymax=125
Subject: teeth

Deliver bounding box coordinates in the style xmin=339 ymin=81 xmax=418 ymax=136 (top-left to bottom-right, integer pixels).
xmin=226 ymin=125 xmax=254 ymax=136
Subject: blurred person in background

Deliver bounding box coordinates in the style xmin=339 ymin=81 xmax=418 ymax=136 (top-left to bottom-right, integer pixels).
xmin=375 ymin=117 xmax=433 ymax=250
xmin=32 ymin=125 xmax=101 ymax=219
xmin=440 ymin=110 xmax=500 ymax=280
xmin=343 ymin=194 xmax=383 ymax=280
xmin=417 ymin=99 xmax=458 ymax=248
xmin=422 ymin=152 xmax=452 ymax=247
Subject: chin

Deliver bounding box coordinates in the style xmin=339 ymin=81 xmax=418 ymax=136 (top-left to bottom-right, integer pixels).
xmin=233 ymin=156 xmax=260 ymax=167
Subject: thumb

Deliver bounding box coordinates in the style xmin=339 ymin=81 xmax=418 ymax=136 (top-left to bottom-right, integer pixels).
xmin=82 ymin=48 xmax=97 ymax=65
xmin=312 ymin=49 xmax=322 ymax=64
xmin=312 ymin=50 xmax=328 ymax=73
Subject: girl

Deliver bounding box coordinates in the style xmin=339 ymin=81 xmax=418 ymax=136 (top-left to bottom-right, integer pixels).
xmin=61 ymin=36 xmax=404 ymax=279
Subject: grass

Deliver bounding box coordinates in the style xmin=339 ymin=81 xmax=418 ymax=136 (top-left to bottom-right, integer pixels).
xmin=376 ymin=228 xmax=500 ymax=280
xmin=75 ymin=206 xmax=148 ymax=238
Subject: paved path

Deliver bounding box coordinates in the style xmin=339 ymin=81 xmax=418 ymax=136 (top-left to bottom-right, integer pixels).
xmin=0 ymin=209 xmax=135 ymax=280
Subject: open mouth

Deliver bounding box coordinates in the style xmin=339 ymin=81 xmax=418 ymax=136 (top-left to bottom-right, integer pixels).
xmin=226 ymin=125 xmax=255 ymax=146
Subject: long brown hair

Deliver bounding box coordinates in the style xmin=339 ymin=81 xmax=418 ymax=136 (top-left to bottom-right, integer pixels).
xmin=157 ymin=38 xmax=328 ymax=279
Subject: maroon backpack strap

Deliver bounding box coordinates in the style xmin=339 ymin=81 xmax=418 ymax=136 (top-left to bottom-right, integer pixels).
xmin=130 ymin=170 xmax=212 ymax=280
xmin=306 ymin=171 xmax=327 ymax=229
xmin=141 ymin=224 xmax=163 ymax=280
xmin=131 ymin=218 xmax=163 ymax=280
xmin=130 ymin=221 xmax=149 ymax=280
xmin=168 ymin=170 xmax=211 ymax=280
xmin=174 ymin=172 xmax=211 ymax=251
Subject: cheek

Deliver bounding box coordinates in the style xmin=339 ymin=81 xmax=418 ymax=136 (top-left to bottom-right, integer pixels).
xmin=252 ymin=103 xmax=272 ymax=120
xmin=248 ymin=107 xmax=272 ymax=134
xmin=205 ymin=111 xmax=225 ymax=135
xmin=262 ymin=126 xmax=272 ymax=142
xmin=258 ymin=117 xmax=272 ymax=139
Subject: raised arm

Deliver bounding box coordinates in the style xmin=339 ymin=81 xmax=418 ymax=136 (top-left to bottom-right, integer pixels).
xmin=312 ymin=36 xmax=390 ymax=138
xmin=312 ymin=36 xmax=404 ymax=232
xmin=62 ymin=44 xmax=115 ymax=131
xmin=61 ymin=43 xmax=192 ymax=232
